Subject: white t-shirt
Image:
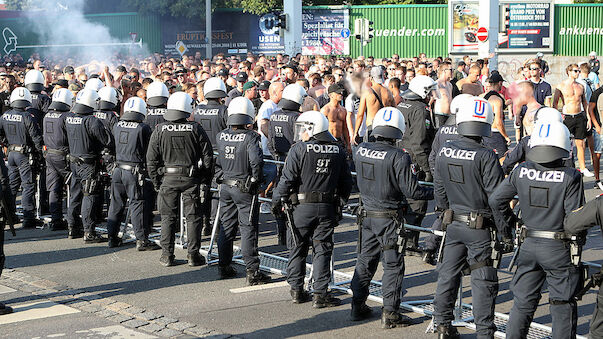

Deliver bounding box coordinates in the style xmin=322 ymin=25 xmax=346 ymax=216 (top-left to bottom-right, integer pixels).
xmin=345 ymin=94 xmax=366 ymax=138
xmin=258 ymin=100 xmax=278 ymax=156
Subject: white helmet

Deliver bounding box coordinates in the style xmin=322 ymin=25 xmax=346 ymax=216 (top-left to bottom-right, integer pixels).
xmin=227 ymin=97 xmax=255 ymax=126
xmin=49 ymin=88 xmax=74 ymax=111
xmin=122 ymin=96 xmax=147 ymax=121
xmin=449 ymin=94 xmax=473 ymax=115
xmin=528 ymin=121 xmax=571 ymax=163
xmin=24 ymin=70 xmax=45 ymax=92
xmin=294 ymin=110 xmax=333 ymax=142
xmin=409 ymin=75 xmax=440 ymax=100
xmin=72 ymin=88 xmax=100 ymax=114
xmin=372 ymin=107 xmax=406 ymax=140
xmin=84 ymin=78 xmax=104 ymax=92
xmin=98 ymin=87 xmax=118 ymax=110
xmin=9 ymin=87 xmax=32 ymax=108
xmin=204 ymin=77 xmax=227 ymax=99
xmin=456 ymin=96 xmax=494 ymax=137
xmin=536 ymin=52 xmax=544 ymax=58
xmin=146 ymin=81 xmax=169 ymax=107
xmin=534 ymin=107 xmax=563 ymax=124
xmin=281 ymin=83 xmax=307 ymax=106
xmin=165 ymin=91 xmax=193 ymax=121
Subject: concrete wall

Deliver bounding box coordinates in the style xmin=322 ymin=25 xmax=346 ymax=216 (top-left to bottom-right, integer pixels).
xmin=495 ymin=55 xmax=593 ymax=87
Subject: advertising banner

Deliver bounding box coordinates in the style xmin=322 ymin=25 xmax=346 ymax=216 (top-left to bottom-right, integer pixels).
xmin=449 ymin=1 xmax=480 ymax=53
xmin=301 ymin=8 xmax=349 ymax=55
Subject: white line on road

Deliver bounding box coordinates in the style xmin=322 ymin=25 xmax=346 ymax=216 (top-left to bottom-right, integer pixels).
xmin=0 ymin=300 xmax=80 ymax=325
xmin=0 ymin=284 xmax=16 ymax=295
xmin=230 ymin=281 xmax=289 ymax=293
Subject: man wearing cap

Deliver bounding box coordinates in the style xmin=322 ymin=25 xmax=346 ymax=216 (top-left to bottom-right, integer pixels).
xmin=257 ymin=80 xmax=271 ymax=104
xmin=226 ymin=72 xmax=248 ymax=106
xmin=243 ymin=81 xmax=261 ymax=113
xmin=353 ymin=66 xmax=395 ymax=144
xmin=590 ymin=51 xmax=600 ymax=76
xmin=113 ymin=66 xmax=127 ymax=88
xmin=321 ymin=84 xmax=350 ymax=152
xmin=482 ymin=72 xmax=510 ymax=158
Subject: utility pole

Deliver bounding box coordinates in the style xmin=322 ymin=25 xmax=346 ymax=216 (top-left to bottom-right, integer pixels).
xmin=478 ymin=0 xmax=499 ymax=70
xmin=283 ymin=0 xmax=302 ymax=56
xmin=206 ymin=0 xmax=212 ymax=59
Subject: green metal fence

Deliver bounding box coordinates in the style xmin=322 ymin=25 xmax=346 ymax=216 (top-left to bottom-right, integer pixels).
xmin=554 ymin=4 xmax=603 ymax=56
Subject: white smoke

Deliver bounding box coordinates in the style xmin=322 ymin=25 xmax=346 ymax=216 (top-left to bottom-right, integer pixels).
xmin=25 ymin=0 xmax=146 ymax=68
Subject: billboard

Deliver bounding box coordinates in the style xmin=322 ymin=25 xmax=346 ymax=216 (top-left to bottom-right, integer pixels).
xmin=301 ymin=8 xmax=349 ymax=55
xmin=448 ymin=0 xmax=554 ymax=54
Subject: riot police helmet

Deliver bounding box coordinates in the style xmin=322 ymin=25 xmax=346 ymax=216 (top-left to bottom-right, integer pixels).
xmin=204 ymin=77 xmax=228 ymax=99
xmin=72 ymin=88 xmax=100 ymax=114
xmin=456 ymin=96 xmax=494 ymax=137
xmin=122 ymin=96 xmax=147 ymax=121
xmin=98 ymin=86 xmax=118 ymax=111
xmin=48 ymin=88 xmax=74 ymax=111
xmin=527 ymin=121 xmax=571 ymax=163
xmin=371 ymin=107 xmax=406 ymax=140
xmin=165 ymin=92 xmax=194 ymax=121
xmin=146 ymin=81 xmax=169 ymax=107
xmin=227 ymin=96 xmax=255 ymax=126
xmin=294 ymin=110 xmax=334 ymax=142
xmin=24 ymin=70 xmax=45 ymax=93
xmin=9 ymin=87 xmax=32 ymax=109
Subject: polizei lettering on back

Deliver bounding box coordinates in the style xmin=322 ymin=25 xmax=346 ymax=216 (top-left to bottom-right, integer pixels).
xmin=219 ymin=133 xmax=246 ymax=142
xmin=3 ymin=114 xmax=22 ymax=122
xmin=356 ymin=146 xmax=387 ymax=160
xmin=66 ymin=116 xmax=83 ymax=124
xmin=117 ymin=121 xmax=139 ymax=129
xmin=162 ymin=124 xmax=193 ymax=132
xmin=270 ymin=115 xmax=289 ymax=122
xmin=518 ymin=167 xmax=565 ymax=183
xmin=148 ymin=108 xmax=166 ymax=116
xmin=438 ymin=147 xmax=476 ymax=161
xmin=439 ymin=126 xmax=457 ymax=135
xmin=306 ymin=144 xmax=339 ymax=154
xmin=197 ymin=108 xmax=219 ymax=116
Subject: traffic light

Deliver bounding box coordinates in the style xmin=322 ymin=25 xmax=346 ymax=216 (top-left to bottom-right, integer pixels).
xmin=363 ymin=19 xmax=374 ymax=44
xmin=354 ymin=18 xmax=363 ymax=41
xmin=276 ymin=13 xmax=288 ymax=31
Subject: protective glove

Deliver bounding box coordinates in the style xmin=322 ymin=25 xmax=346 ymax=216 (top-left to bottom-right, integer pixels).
xmin=501 ymin=236 xmax=514 ymax=254
xmin=271 ymin=200 xmax=283 ymax=217
xmin=424 ymin=171 xmax=433 ymax=183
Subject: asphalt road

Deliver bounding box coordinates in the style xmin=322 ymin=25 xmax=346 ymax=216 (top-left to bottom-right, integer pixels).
xmin=2 ymin=122 xmax=603 ymax=339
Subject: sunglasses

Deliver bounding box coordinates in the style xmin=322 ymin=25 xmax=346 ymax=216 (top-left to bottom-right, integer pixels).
xmin=572 ymin=69 xmax=580 ymax=73
xmin=530 ymin=67 xmax=540 ymax=70
xmin=388 ymin=68 xmax=396 ymax=71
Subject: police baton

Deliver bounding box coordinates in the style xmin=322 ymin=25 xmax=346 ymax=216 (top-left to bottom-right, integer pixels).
xmin=282 ymin=198 xmax=301 ymax=247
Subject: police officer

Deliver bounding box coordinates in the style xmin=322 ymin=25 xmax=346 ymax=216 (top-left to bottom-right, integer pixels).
xmin=215 ymin=97 xmax=270 ymax=285
xmin=0 ymin=148 xmax=15 ymax=316
xmin=422 ymin=94 xmax=472 ymax=264
xmin=490 ymin=120 xmax=582 ymax=339
xmin=0 ymin=87 xmax=43 ymax=228
xmin=268 ymin=83 xmax=307 ymax=245
xmin=433 ymin=96 xmax=511 ymax=338
xmin=85 ymin=77 xmax=104 ymax=92
xmin=565 ymin=194 xmax=603 ymax=338
xmin=397 ymin=75 xmax=438 ymax=253
xmin=272 ymin=111 xmax=353 ymax=308
xmin=350 ymin=107 xmax=433 ymax=328
xmin=25 ymin=70 xmax=51 ymax=215
xmin=43 ymin=88 xmax=74 ymax=231
xmin=147 ymin=92 xmax=213 ymax=267
xmin=106 ymin=97 xmax=160 ymax=251
xmin=193 ymin=77 xmax=228 ymax=235
xmin=145 ymin=81 xmax=169 ymax=131
xmin=65 ymin=89 xmax=109 ymax=242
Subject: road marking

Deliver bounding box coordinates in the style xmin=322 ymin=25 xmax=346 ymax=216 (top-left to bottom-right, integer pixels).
xmin=0 ymin=300 xmax=79 ymax=325
xmin=88 ymin=325 xmax=157 ymax=338
xmin=230 ymin=281 xmax=289 ymax=293
xmin=47 ymin=334 xmax=66 ymax=338
xmin=0 ymin=284 xmax=16 ymax=294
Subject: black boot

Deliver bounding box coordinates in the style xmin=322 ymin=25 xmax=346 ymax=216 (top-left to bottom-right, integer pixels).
xmin=277 ymin=232 xmax=286 ymax=246
xmin=83 ymin=232 xmax=106 ymax=244
xmin=136 ymin=240 xmax=160 ymax=251
xmin=350 ymin=301 xmax=372 ymax=321
xmin=246 ymin=270 xmax=271 ymax=286
xmin=22 ymin=219 xmax=43 ymax=229
xmin=218 ymin=265 xmax=237 ymax=279
xmin=0 ymin=302 xmax=13 ymax=315
xmin=187 ymin=252 xmax=206 ymax=267
xmin=290 ymin=289 xmax=312 ymax=304
xmin=202 ymin=218 xmax=212 ymax=236
xmin=312 ymin=293 xmax=342 ymax=309
xmin=436 ymin=324 xmax=460 ymax=339
xmin=159 ymin=253 xmax=175 ymax=267
xmin=108 ymin=235 xmax=122 ymax=248
xmin=68 ymin=226 xmax=83 ymax=239
xmin=381 ymin=309 xmax=413 ymax=329
xmin=49 ymin=219 xmax=68 ymax=231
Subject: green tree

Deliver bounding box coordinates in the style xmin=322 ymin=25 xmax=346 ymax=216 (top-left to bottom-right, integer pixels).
xmin=4 ymin=0 xmax=32 ymax=10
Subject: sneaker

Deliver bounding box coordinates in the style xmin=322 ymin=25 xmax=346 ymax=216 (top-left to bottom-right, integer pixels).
xmin=246 ymin=270 xmax=271 ymax=286
xmin=290 ymin=289 xmax=312 ymax=304
xmin=218 ymin=265 xmax=237 ymax=279
xmin=187 ymin=252 xmax=206 ymax=266
xmin=83 ymin=232 xmax=106 ymax=244
xmin=581 ymin=168 xmax=595 ymax=177
xmin=136 ymin=240 xmax=160 ymax=251
xmin=312 ymin=293 xmax=342 ymax=309
xmin=597 ymin=181 xmax=603 ymax=191
xmin=108 ymin=236 xmax=123 ymax=248
xmin=159 ymin=253 xmax=175 ymax=267
xmin=381 ymin=309 xmax=413 ymax=329
xmin=436 ymin=324 xmax=460 ymax=339
xmin=350 ymin=302 xmax=372 ymax=321
xmin=260 ymin=202 xmax=271 ymax=214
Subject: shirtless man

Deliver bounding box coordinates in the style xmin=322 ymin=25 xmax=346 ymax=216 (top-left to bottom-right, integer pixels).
xmin=456 ymin=65 xmax=484 ymax=96
xmin=388 ymin=77 xmax=403 ymax=105
xmin=481 ymin=72 xmax=510 ymax=159
xmin=553 ymin=63 xmax=593 ymax=176
xmin=434 ymin=63 xmax=453 ymax=128
xmin=353 ymin=66 xmax=395 ymax=143
xmin=321 ymin=83 xmax=350 ymax=151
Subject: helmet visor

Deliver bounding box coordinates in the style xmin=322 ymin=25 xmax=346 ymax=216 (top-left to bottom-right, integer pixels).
xmin=294 ymin=121 xmax=314 ymax=142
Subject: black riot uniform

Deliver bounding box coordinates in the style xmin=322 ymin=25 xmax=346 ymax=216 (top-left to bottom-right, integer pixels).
xmin=215 ymin=126 xmax=268 ymax=283
xmin=43 ymin=107 xmax=71 ymax=229
xmin=0 ymin=106 xmax=43 ymax=227
xmin=272 ymin=130 xmax=353 ymax=306
xmin=65 ymin=103 xmax=110 ymax=241
xmin=147 ymin=113 xmax=213 ymax=266
xmin=30 ymin=91 xmax=51 ymax=215
xmin=433 ymin=136 xmax=510 ymax=338
xmin=397 ymin=91 xmax=435 ymax=251
xmin=107 ymin=109 xmax=159 ymax=250
xmin=93 ymin=108 xmax=119 ymax=222
xmin=490 ymin=162 xmax=583 ymax=338
xmin=145 ymin=106 xmax=167 ymax=131
xmin=351 ymin=140 xmax=433 ymax=326
xmin=268 ymin=102 xmax=300 ymax=244
xmin=565 ymin=196 xmax=603 ymax=338
xmin=0 ymin=148 xmax=16 ymax=315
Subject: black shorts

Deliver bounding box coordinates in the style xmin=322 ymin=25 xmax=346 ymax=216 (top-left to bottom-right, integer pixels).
xmin=563 ymin=112 xmax=587 ymax=140
xmin=483 ymin=131 xmax=508 ymax=159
